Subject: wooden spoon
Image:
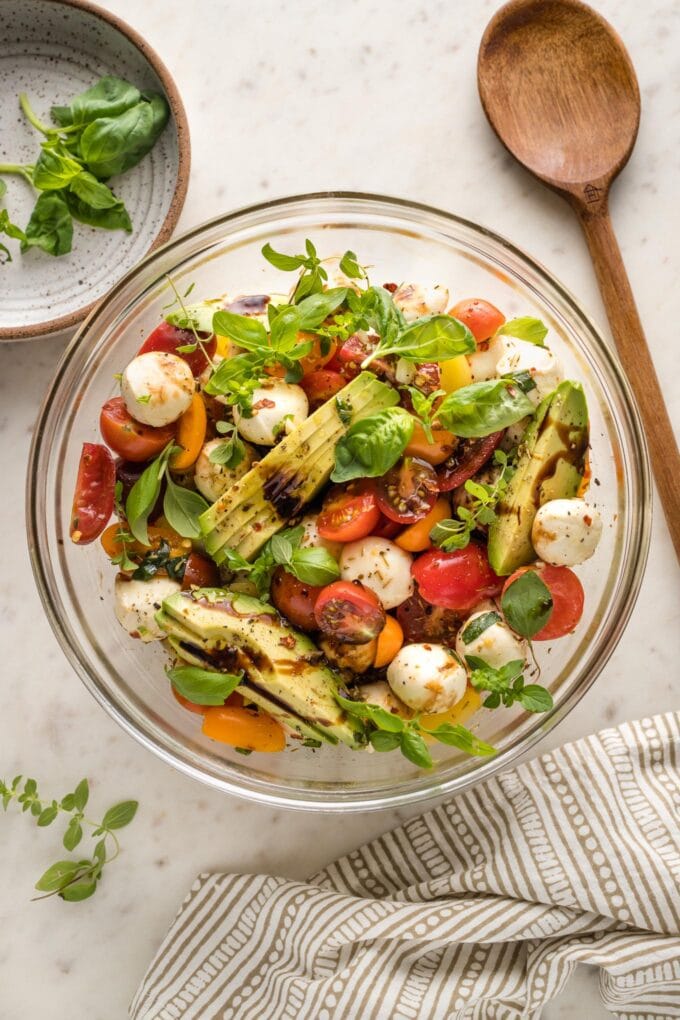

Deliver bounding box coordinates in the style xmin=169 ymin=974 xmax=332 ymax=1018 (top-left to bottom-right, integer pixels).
xmin=478 ymin=0 xmax=680 ymax=560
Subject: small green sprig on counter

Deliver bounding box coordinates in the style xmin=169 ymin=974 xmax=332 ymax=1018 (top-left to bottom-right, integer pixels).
xmin=466 ymin=656 xmax=553 ymax=713
xmin=0 ymin=77 xmax=169 ymax=260
xmin=430 ymin=449 xmax=514 ymax=551
xmin=222 ymin=524 xmax=340 ymax=596
xmin=0 ymin=776 xmax=137 ymax=902
xmin=336 ymin=696 xmax=496 ymax=768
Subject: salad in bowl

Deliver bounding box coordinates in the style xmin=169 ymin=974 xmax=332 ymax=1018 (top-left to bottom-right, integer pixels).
xmin=69 ymin=239 xmax=602 ymax=769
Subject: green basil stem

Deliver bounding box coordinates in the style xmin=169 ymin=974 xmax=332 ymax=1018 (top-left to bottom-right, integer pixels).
xmin=165 ymin=274 xmax=216 ymax=371
xmin=0 ymin=164 xmax=34 ymax=187
xmin=18 ymin=93 xmax=52 ymax=136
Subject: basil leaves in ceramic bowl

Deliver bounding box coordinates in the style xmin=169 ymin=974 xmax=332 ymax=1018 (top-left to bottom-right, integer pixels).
xmin=0 ymin=0 xmax=190 ymax=341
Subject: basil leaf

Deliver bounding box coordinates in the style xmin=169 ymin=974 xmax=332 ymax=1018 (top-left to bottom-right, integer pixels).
xmin=61 ymin=877 xmax=98 ymax=902
xmin=163 ymin=478 xmax=209 ymax=539
xmin=261 ymin=243 xmax=306 ymax=271
xmin=339 ymin=250 xmax=365 ymax=279
xmin=288 ymin=546 xmax=340 ymax=587
xmin=58 ymin=75 xmax=141 ymax=126
xmin=64 ymin=190 xmax=132 ymax=232
xmin=399 ymin=729 xmax=433 ymax=768
xmin=460 ymin=611 xmax=502 ymax=645
xmin=79 ymin=95 xmax=169 ymax=177
xmin=331 ymin=405 xmax=410 ymax=483
xmin=167 ymin=666 xmax=243 ymax=706
xmin=32 ymin=148 xmax=83 ymax=190
xmin=362 ymin=286 xmax=404 ymax=345
xmin=101 ymin=800 xmax=138 ymax=830
xmin=436 ymin=379 xmax=534 ymax=438
xmin=204 ymin=352 xmax=265 ymax=397
xmin=424 ymin=722 xmax=496 ymax=757
xmin=125 ymin=444 xmax=173 ymax=545
xmin=500 ymin=570 xmax=553 ymax=638
xmin=296 ymin=288 xmax=348 ymax=329
xmin=208 ymin=434 xmax=246 ymax=469
xmin=388 ymin=314 xmax=476 ymax=362
xmin=269 ymin=534 xmax=294 ymax=564
xmin=167 ymin=301 xmax=218 ymax=334
xmin=35 ymin=860 xmax=81 ymax=892
xmin=212 ymin=309 xmax=267 ymax=349
xmin=69 ymin=171 xmax=120 ymax=208
xmin=21 ymin=192 xmax=73 ymax=256
xmin=336 ymin=695 xmax=405 ymax=732
xmin=0 ymin=207 xmax=26 ymax=245
xmin=518 ymin=684 xmax=554 ymax=713
xmin=370 ymin=730 xmax=401 ymax=752
xmin=498 ymin=316 xmax=548 ymax=346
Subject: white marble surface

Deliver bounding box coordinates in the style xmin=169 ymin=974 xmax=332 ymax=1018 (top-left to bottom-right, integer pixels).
xmin=1 ymin=1 xmax=679 ymax=1017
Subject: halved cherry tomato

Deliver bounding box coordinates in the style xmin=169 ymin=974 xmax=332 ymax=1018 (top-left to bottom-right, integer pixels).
xmin=439 ymin=354 xmax=472 ymax=393
xmin=373 ymin=615 xmax=404 ymax=668
xmin=502 ymin=564 xmax=584 ymax=641
xmin=412 ymin=541 xmax=502 ymax=612
xmin=314 ymin=581 xmax=386 ymax=644
xmin=405 ymin=422 xmax=457 ymax=466
xmin=296 ymin=332 xmax=337 ymax=374
xmin=202 ymin=705 xmax=286 ymax=752
xmin=437 ymin=431 xmax=503 ymax=492
xmin=170 ymin=393 xmax=207 ymax=470
xmin=449 ymin=299 xmax=505 ymax=343
xmin=172 ymin=687 xmax=207 ymax=715
xmin=100 ymin=522 xmax=190 ymax=561
xmin=70 ymin=443 xmax=115 ymax=544
xmin=139 ymin=320 xmax=216 ymax=377
xmin=271 ymin=566 xmax=322 ymax=631
xmin=318 ymin=485 xmax=380 ymax=542
xmin=395 ymin=496 xmax=451 ymax=553
xmin=372 ymin=513 xmax=402 ymax=540
xmin=300 ymin=369 xmax=346 ymax=409
xmin=376 ymin=457 xmax=439 ymax=524
xmin=100 ymin=397 xmax=175 ymax=462
xmin=326 ymin=333 xmax=374 ymax=378
xmin=182 ymin=552 xmax=220 ymax=590
xmin=396 ymin=590 xmax=461 ymax=645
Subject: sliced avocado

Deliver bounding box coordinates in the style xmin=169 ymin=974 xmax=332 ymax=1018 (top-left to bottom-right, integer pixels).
xmin=199 ymin=372 xmax=398 ymax=563
xmin=487 ymin=381 xmax=589 ymax=576
xmin=157 ymin=588 xmax=365 ymax=749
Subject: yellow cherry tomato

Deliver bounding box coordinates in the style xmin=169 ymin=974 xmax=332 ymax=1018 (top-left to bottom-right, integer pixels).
xmin=395 ymin=497 xmax=451 ymax=553
xmin=440 ymin=354 xmax=472 ymax=392
xmin=202 ymin=705 xmax=286 ymax=752
xmin=373 ymin=615 xmax=404 ymax=668
xmin=420 ymin=685 xmax=482 ymax=736
xmin=170 ymin=393 xmax=207 ymax=470
xmin=215 ymin=334 xmax=239 ymax=359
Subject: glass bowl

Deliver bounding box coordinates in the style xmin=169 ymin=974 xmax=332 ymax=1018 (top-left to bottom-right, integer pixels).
xmin=27 ymin=192 xmax=651 ymax=811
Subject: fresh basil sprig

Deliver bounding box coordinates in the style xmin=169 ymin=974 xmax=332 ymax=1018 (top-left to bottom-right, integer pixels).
xmin=358 ymin=287 xmax=476 ymax=368
xmin=430 ymin=449 xmax=513 ymax=551
xmin=435 ymin=379 xmax=534 ymax=438
xmin=466 ymin=656 xmax=553 ymax=713
xmin=331 ymin=405 xmax=410 ymax=483
xmin=405 ymin=386 xmax=446 ymax=443
xmin=209 ymin=421 xmax=247 ymax=469
xmin=125 ymin=443 xmax=209 ymax=545
xmin=262 ymin=238 xmax=329 ymax=302
xmin=222 ymin=525 xmax=340 ymax=596
xmin=500 ymin=570 xmax=553 ymax=638
xmin=163 ymin=476 xmax=210 ymax=540
xmin=336 ymin=695 xmax=496 ymax=768
xmin=497 ymin=316 xmax=548 ymax=346
xmin=167 ymin=666 xmax=243 ymax=706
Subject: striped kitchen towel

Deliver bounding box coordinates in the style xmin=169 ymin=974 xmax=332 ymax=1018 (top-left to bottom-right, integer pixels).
xmin=131 ymin=712 xmax=680 ymax=1019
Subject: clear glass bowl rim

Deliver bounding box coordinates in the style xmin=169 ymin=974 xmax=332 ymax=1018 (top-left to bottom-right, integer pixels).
xmin=26 ymin=190 xmax=651 ymax=812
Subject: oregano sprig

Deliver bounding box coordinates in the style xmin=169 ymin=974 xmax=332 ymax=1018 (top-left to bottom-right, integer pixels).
xmin=465 ymin=656 xmax=554 ymax=713
xmin=0 ymin=775 xmax=137 ymax=902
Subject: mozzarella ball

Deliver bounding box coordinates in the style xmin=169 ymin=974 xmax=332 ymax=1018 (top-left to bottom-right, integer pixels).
xmin=532 ymin=498 xmax=603 ymax=566
xmin=121 ymin=352 xmax=195 ymax=427
xmin=393 ymin=283 xmax=450 ymax=322
xmin=114 ymin=575 xmax=181 ymax=642
xmin=233 ymin=381 xmax=308 ymax=446
xmin=466 ymin=335 xmax=505 ymax=382
xmin=357 ymin=681 xmax=411 ymax=718
xmin=456 ymin=611 xmax=527 ymax=670
xmin=298 ymin=514 xmax=343 ymax=560
xmin=194 ymin=438 xmax=255 ymax=502
xmin=339 ymin=538 xmax=414 ymax=610
xmin=495 ymin=338 xmax=563 ymax=404
xmin=387 ymin=643 xmax=467 ymax=713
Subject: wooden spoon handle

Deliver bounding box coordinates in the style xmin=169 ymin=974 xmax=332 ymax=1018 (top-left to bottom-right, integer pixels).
xmin=575 ymin=204 xmax=680 ymax=560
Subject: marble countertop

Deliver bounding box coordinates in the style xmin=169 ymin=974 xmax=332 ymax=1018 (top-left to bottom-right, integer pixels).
xmin=1 ymin=1 xmax=678 ymax=1017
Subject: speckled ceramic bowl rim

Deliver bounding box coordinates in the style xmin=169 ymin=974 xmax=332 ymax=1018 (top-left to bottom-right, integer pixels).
xmin=1 ymin=0 xmax=190 ymax=343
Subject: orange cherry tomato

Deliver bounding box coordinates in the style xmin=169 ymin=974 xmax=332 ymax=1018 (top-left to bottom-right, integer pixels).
xmin=100 ymin=397 xmax=176 ymax=462
xmin=373 ymin=615 xmax=404 ymax=668
xmin=297 ymin=332 xmax=337 ymax=374
xmin=100 ymin=522 xmax=189 ymax=561
xmin=172 ymin=687 xmax=207 ymax=715
xmin=404 ymin=422 xmax=457 ymax=466
xmin=395 ymin=497 xmax=451 ymax=553
xmin=170 ymin=393 xmax=207 ymax=470
xmin=202 ymin=705 xmax=286 ymax=752
xmin=449 ymin=299 xmax=505 ymax=343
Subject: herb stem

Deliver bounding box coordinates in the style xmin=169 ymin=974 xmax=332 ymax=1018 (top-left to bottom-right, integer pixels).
xmin=164 ymin=274 xmax=216 ymax=370
xmin=0 ymin=163 xmax=34 ymax=187
xmin=18 ymin=93 xmax=53 ymax=136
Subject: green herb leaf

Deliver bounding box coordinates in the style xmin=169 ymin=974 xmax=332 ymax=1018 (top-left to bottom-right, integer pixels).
xmin=78 ymin=94 xmax=169 ymax=177
xmin=37 ymin=804 xmax=58 ymax=827
xmin=436 ymin=379 xmax=534 ymax=438
xmin=101 ymin=800 xmax=138 ymax=831
xmin=424 ymin=722 xmax=496 ymax=756
xmin=498 ymin=316 xmax=548 ymax=346
xmin=261 ymin=243 xmax=307 ymax=271
xmin=35 ymin=860 xmax=81 ymax=893
xmin=295 ymin=288 xmax=348 ymax=330
xmin=518 ymin=684 xmax=554 ymax=712
xmin=32 ymin=147 xmax=83 ymax=191
xmin=21 ymin=192 xmax=73 ymax=256
xmin=288 ymin=546 xmax=340 ymax=587
xmin=386 ymin=314 xmax=476 ymax=362
xmin=339 ymin=250 xmax=366 ymax=279
xmin=399 ymin=729 xmax=433 ymax=768
xmin=73 ymin=778 xmax=89 ymax=812
xmin=56 ymin=75 xmax=141 ymax=126
xmin=63 ymin=818 xmax=83 ymax=851
xmin=212 ymin=309 xmax=268 ymax=349
xmin=370 ymin=730 xmax=402 ymax=752
xmin=500 ymin=570 xmax=553 ymax=638
xmin=125 ymin=444 xmax=173 ymax=546
xmin=66 ymin=176 xmax=132 ymax=232
xmin=336 ymin=695 xmax=405 ymax=733
xmin=61 ymin=876 xmax=98 ymax=902
xmin=331 ymin=405 xmax=410 ymax=483
xmin=208 ymin=427 xmax=246 ymax=469
xmin=163 ymin=477 xmax=210 ymax=540
xmin=460 ymin=611 xmax=502 ymax=645
xmin=168 ymin=666 xmax=243 ymax=706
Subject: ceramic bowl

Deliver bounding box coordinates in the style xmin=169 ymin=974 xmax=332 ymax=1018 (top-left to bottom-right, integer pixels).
xmin=0 ymin=0 xmax=190 ymax=341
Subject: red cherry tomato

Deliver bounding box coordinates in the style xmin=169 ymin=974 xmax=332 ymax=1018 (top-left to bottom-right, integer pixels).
xmin=271 ymin=566 xmax=323 ymax=631
xmin=314 ymin=581 xmax=386 ymax=644
xmin=139 ymin=320 xmax=216 ymax=377
xmin=372 ymin=513 xmax=403 ymax=540
xmin=300 ymin=369 xmax=347 ymax=409
xmin=182 ymin=552 xmax=220 ymax=590
xmin=376 ymin=457 xmax=439 ymax=524
xmin=396 ymin=590 xmax=462 ymax=645
xmin=326 ymin=333 xmax=375 ymax=379
xmin=502 ymin=564 xmax=584 ymax=641
xmin=70 ymin=443 xmax=115 ymax=544
xmin=448 ymin=299 xmax=505 ymax=343
xmin=437 ymin=431 xmax=504 ymax=492
xmin=100 ymin=397 xmax=176 ymax=462
xmin=317 ymin=485 xmax=381 ymax=543
xmin=412 ymin=541 xmax=502 ymax=611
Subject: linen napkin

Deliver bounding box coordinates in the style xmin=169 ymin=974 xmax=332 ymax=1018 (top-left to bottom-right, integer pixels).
xmin=131 ymin=712 xmax=680 ymax=1019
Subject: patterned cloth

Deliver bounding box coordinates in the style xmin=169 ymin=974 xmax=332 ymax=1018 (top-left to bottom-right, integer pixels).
xmin=131 ymin=713 xmax=680 ymax=1019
